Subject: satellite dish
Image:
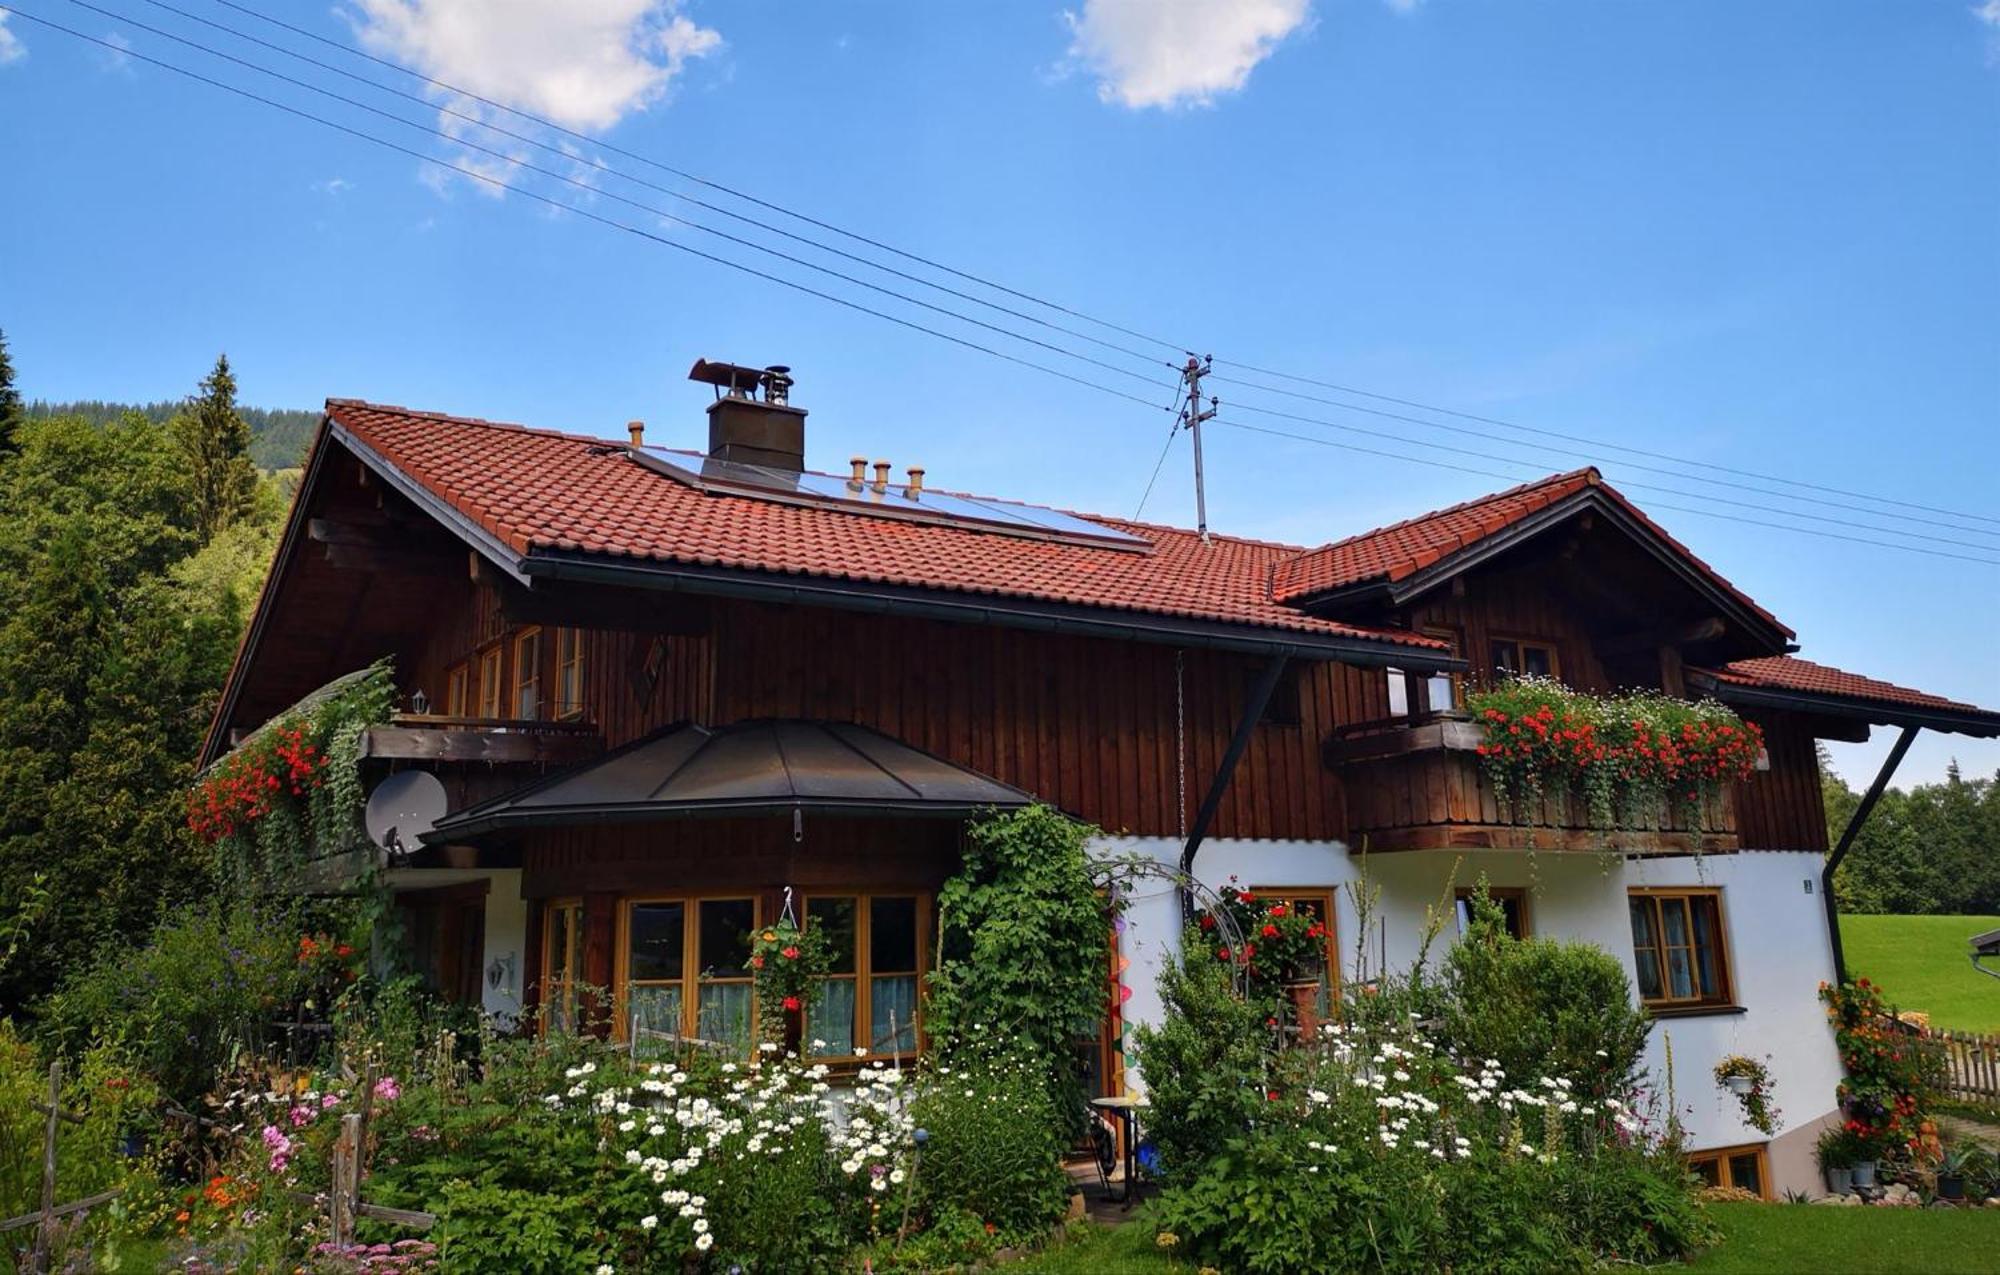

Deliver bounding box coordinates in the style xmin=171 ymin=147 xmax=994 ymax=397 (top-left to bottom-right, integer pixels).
xmin=365 ymin=771 xmax=449 ymax=855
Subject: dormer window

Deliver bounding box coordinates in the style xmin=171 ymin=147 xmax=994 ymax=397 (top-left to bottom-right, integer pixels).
xmin=1490 ymin=637 xmax=1560 ymax=683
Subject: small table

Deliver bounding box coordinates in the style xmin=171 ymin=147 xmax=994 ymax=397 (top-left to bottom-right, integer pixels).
xmin=1090 ymin=1095 xmax=1148 ymax=1206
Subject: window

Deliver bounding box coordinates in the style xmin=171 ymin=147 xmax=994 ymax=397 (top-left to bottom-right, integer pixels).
xmin=555 ymin=627 xmax=585 ymax=720
xmin=513 ymin=627 xmax=543 ymax=720
xmin=1688 ymin=1144 xmax=1768 ymax=1199
xmin=1455 ymin=887 xmax=1530 ymax=939
xmin=443 ymin=662 xmax=470 ymax=717
xmin=1628 ymin=889 xmax=1733 ymax=1009
xmin=1490 ymin=637 xmax=1560 ymax=683
xmin=805 ymin=894 xmax=927 ymax=1059
xmin=1422 ymin=626 xmax=1462 ymax=710
xmin=476 ymin=645 xmax=505 ymax=719
xmin=542 ymin=899 xmax=585 ymax=1034
xmin=621 ymin=896 xmax=758 ymax=1056
xmin=1249 ymin=888 xmax=1338 ymax=1019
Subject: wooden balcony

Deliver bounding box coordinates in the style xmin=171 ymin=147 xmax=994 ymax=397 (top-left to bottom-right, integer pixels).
xmin=361 ymin=714 xmax=605 ymax=766
xmin=1325 ymin=715 xmax=1738 ymax=855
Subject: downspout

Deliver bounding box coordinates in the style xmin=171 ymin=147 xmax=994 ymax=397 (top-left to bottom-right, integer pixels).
xmin=1822 ymin=726 xmax=1918 ymax=985
xmin=1179 ymin=652 xmax=1290 ymax=921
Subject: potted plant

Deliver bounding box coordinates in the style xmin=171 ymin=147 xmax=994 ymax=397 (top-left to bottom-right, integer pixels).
xmin=1816 ymin=1126 xmax=1857 ymax=1195
xmin=1938 ymin=1144 xmax=1983 ymax=1202
xmin=1714 ymin=1054 xmax=1780 ymax=1136
xmin=1201 ymin=885 xmax=1329 ymax=1033
xmin=1851 ymin=1129 xmax=1881 ymax=1190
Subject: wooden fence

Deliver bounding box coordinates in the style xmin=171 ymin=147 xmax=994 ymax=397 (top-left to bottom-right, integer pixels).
xmin=1928 ymin=1028 xmax=2000 ymax=1103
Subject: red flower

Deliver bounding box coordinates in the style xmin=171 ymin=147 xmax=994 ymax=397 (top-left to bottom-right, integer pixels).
xmin=1261 ymin=924 xmax=1280 ymax=939
xmin=781 ymin=945 xmax=801 ymax=961
xmin=782 ymin=995 xmax=801 ymax=1012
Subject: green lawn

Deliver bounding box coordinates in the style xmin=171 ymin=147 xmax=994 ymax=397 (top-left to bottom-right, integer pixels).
xmin=1005 ymin=1204 xmax=2000 ymax=1273
xmin=1844 ymin=914 xmax=2000 ymax=1033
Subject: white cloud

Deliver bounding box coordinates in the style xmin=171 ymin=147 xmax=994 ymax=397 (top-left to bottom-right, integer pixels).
xmin=0 ymin=12 xmax=26 ymax=66
xmin=345 ymin=0 xmax=721 ymax=133
xmin=96 ymin=30 xmax=133 ymax=73
xmin=1383 ymin=0 xmax=1423 ymax=12
xmin=1979 ymin=0 xmax=2000 ymax=27
xmin=312 ymin=177 xmax=355 ymax=195
xmin=1065 ymin=0 xmax=1311 ymax=110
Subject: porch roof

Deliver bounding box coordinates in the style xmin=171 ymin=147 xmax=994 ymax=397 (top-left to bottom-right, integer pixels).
xmin=423 ymin=719 xmax=1035 ymax=842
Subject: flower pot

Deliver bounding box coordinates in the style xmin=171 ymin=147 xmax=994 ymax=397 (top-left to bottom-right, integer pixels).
xmin=1285 ymin=980 xmax=1322 ymax=1036
xmin=1852 ymin=1160 xmax=1878 ymax=1189
xmin=1724 ymin=1075 xmax=1755 ymax=1098
xmin=1939 ymin=1174 xmax=1966 ymax=1202
xmin=1824 ymin=1166 xmax=1853 ymax=1195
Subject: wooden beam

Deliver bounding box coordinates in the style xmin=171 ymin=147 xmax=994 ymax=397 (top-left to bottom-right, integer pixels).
xmin=498 ymin=580 xmax=712 ymax=636
xmin=1598 ymin=616 xmax=1726 ymax=657
xmin=322 ymin=543 xmax=461 ymax=576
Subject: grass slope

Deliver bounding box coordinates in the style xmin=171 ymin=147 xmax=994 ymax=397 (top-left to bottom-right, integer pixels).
xmin=1845 ymin=914 xmax=2000 ymax=1034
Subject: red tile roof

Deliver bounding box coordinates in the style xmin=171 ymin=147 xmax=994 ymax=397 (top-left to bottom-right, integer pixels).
xmin=1705 ymin=656 xmax=1995 ymax=717
xmin=323 ymin=400 xmax=1446 ymax=651
xmin=1269 ymin=467 xmax=1794 ymax=639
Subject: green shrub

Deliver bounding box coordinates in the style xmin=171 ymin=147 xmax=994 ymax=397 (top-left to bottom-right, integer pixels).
xmin=38 ymin=901 xmax=310 ymax=1104
xmin=926 ymin=805 xmax=1111 ymax=1140
xmin=1151 ymin=1019 xmax=1712 ymax=1274
xmin=1437 ymin=889 xmax=1649 ymax=1109
xmin=1132 ymin=925 xmax=1270 ymax=1182
xmin=912 ymin=1045 xmax=1072 ymax=1240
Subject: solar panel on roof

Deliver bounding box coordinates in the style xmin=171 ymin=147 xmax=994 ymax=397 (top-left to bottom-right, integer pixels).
xmin=626 ymin=448 xmax=1151 ymax=552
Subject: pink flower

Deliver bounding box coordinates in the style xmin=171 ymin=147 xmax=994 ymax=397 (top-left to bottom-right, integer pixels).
xmin=373 ymin=1076 xmax=402 ymax=1102
xmin=287 ymin=1105 xmax=313 ymax=1128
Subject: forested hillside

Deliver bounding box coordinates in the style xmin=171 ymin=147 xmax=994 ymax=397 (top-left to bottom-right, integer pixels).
xmin=1826 ymin=746 xmax=2000 ymax=915
xmin=26 ymin=397 xmax=319 ymax=470
xmin=0 ymin=329 xmax=285 ymax=1014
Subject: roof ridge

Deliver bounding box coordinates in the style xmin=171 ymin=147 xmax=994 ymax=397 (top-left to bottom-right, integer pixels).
xmin=1294 ymin=466 xmax=1598 ymax=558
xmin=331 ymin=398 xmax=1309 ymax=552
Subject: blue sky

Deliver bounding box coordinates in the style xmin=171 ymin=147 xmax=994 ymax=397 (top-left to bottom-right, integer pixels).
xmin=2 ymin=0 xmax=1996 ymax=785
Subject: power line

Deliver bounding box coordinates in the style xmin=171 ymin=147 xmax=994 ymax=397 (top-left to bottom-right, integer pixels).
xmin=122 ymin=0 xmax=1179 ymax=375
xmin=2 ymin=6 xmax=1175 ymax=416
xmin=1209 ymin=370 xmax=2000 ymax=541
xmin=144 ymin=0 xmax=2000 ymax=538
xmin=1211 ymin=362 xmax=2000 ymax=531
xmin=1133 ymin=382 xmax=1187 ymax=520
xmin=52 ymin=0 xmax=1175 ymax=398
xmin=1214 ymin=399 xmax=2000 ymax=555
xmin=200 ymin=0 xmax=1191 ymax=356
xmin=1213 ymin=418 xmax=2000 ymax=569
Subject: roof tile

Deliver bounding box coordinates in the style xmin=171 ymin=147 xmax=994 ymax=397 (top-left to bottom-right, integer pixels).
xmin=1706 ymin=656 xmax=1991 ymax=716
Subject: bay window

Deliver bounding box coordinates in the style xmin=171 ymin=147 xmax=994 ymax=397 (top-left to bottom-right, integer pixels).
xmin=620 ymin=896 xmax=758 ymax=1055
xmin=805 ymin=893 xmax=927 ymax=1059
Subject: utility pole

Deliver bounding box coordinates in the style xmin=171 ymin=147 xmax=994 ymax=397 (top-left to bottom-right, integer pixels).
xmin=1181 ymin=355 xmax=1218 ymax=544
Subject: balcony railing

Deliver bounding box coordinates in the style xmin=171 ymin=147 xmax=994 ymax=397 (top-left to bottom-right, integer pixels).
xmin=362 ymin=713 xmax=605 ymax=766
xmin=1325 ymin=714 xmax=1738 ymax=855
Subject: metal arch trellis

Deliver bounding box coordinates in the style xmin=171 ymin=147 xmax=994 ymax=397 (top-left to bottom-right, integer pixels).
xmin=1089 ymin=856 xmax=1251 ymax=999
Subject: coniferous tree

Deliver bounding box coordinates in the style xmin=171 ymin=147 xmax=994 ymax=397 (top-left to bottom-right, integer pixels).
xmin=172 ymin=353 xmax=258 ymax=546
xmin=0 ymin=328 xmax=22 ymax=458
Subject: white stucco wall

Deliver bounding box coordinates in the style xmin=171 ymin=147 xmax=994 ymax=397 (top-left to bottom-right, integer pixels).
xmin=384 ymin=867 xmax=528 ymax=1024
xmin=1097 ymin=837 xmax=1842 ymax=1192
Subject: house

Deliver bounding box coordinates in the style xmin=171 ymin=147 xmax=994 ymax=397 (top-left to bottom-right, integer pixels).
xmin=200 ymin=360 xmax=2000 ymax=1197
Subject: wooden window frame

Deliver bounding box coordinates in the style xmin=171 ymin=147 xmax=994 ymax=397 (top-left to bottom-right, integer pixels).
xmin=1688 ymin=1142 xmax=1770 ymax=1199
xmin=513 ymin=626 xmax=544 ymax=721
xmin=799 ymin=890 xmax=932 ymax=1064
xmin=1628 ymin=887 xmax=1736 ymax=1011
xmin=476 ymin=643 xmax=506 ymax=719
xmin=540 ymin=898 xmax=585 ymax=1034
xmin=1247 ymin=886 xmax=1340 ymax=1005
xmin=1422 ymin=625 xmax=1465 ymax=711
xmin=554 ymin=627 xmax=585 ymax=722
xmin=1454 ymin=886 xmax=1531 ymax=939
xmin=614 ymin=894 xmax=761 ymax=1053
xmin=443 ymin=662 xmax=470 ymax=718
xmin=1488 ymin=634 xmax=1562 ymax=685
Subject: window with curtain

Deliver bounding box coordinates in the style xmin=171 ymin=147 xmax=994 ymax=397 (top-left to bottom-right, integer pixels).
xmin=1688 ymin=1144 xmax=1768 ymax=1198
xmin=542 ymin=899 xmax=585 ymax=1034
xmin=1628 ymin=889 xmax=1732 ymax=1008
xmin=555 ymin=627 xmax=585 ymax=720
xmin=513 ymin=627 xmax=543 ymax=719
xmin=620 ymin=896 xmax=757 ymax=1057
xmin=1490 ymin=637 xmax=1560 ymax=683
xmin=1454 ymin=887 xmax=1530 ymax=939
xmin=804 ymin=893 xmax=925 ymax=1059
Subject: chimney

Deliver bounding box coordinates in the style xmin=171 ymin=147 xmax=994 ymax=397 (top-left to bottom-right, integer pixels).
xmin=848 ymin=456 xmax=867 ymax=488
xmin=688 ymin=358 xmax=808 ymax=472
xmin=871 ymin=460 xmax=891 ymax=493
xmin=627 ymin=420 xmax=645 ymax=448
xmin=905 ymin=466 xmax=925 ymax=498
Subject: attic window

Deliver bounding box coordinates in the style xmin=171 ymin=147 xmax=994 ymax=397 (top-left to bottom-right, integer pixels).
xmin=1261 ymin=664 xmax=1303 ymax=727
